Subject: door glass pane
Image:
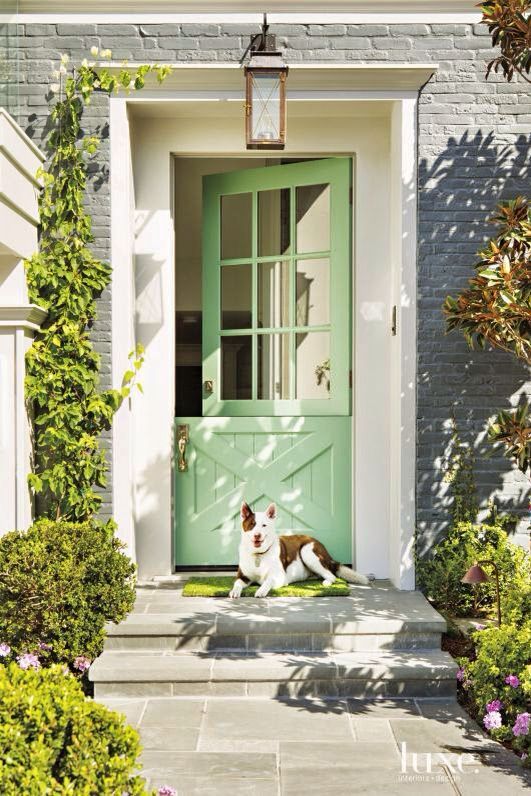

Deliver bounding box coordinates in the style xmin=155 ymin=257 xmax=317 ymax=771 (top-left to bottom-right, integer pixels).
xmin=221 ymin=264 xmax=252 ymax=329
xmin=296 ymin=332 xmax=330 ymax=399
xmin=250 ymin=73 xmax=281 ymax=142
xmin=221 ymin=193 xmax=252 ymax=259
xmin=258 ymin=188 xmax=290 ymax=256
xmin=258 ymin=261 xmax=289 ymax=329
xmin=296 ymin=258 xmax=330 ymax=327
xmin=296 ymin=184 xmax=330 ymax=254
xmin=258 ymin=334 xmax=290 ymax=400
xmin=221 ymin=336 xmax=252 ymax=400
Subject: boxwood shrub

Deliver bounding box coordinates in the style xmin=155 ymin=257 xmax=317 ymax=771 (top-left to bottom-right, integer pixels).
xmin=0 ymin=663 xmax=148 ymax=793
xmin=459 ymin=623 xmax=531 ymax=765
xmin=0 ymin=519 xmax=136 ymax=666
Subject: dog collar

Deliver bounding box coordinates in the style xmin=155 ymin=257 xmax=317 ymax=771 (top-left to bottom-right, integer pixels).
xmin=254 ymin=542 xmax=273 ymax=566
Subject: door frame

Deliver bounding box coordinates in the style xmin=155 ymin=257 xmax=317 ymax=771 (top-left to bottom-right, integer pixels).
xmin=109 ymin=68 xmax=423 ymax=589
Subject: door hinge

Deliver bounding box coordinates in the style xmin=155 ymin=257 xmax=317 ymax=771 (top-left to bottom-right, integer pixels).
xmin=349 ymin=186 xmax=353 ymax=205
xmin=391 ymin=305 xmax=397 ymax=336
xmin=349 ymin=369 xmax=352 ymax=388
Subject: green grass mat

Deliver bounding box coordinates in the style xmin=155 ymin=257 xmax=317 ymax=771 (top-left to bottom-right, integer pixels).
xmin=182 ymin=576 xmax=350 ymax=598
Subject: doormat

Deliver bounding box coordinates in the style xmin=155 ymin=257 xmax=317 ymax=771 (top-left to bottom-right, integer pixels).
xmin=182 ymin=576 xmax=350 ymax=597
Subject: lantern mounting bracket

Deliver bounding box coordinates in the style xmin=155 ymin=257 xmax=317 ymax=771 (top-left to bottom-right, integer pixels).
xmin=240 ymin=13 xmax=279 ymax=64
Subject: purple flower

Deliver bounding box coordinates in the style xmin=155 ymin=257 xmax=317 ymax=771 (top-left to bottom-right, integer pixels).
xmin=512 ymin=713 xmax=530 ymax=738
xmin=505 ymin=674 xmax=520 ymax=688
xmin=37 ymin=642 xmax=52 ymax=652
xmin=158 ymin=788 xmax=177 ymax=796
xmin=0 ymin=642 xmax=11 ymax=657
xmin=486 ymin=699 xmax=503 ymax=713
xmin=456 ymin=667 xmax=465 ymax=682
xmin=17 ymin=653 xmax=41 ymax=671
xmin=73 ymin=656 xmax=91 ymax=673
xmin=483 ymin=711 xmax=502 ymax=731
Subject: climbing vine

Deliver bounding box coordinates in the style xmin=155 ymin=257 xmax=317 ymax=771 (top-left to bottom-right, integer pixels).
xmin=25 ymin=50 xmax=171 ymax=520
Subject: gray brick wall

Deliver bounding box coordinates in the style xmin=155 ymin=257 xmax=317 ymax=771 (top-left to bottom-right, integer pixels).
xmin=15 ymin=22 xmax=530 ymax=544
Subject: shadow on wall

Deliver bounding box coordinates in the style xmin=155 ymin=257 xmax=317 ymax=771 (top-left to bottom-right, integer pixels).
xmin=134 ymin=451 xmax=171 ymax=575
xmin=417 ymin=130 xmax=531 ymax=555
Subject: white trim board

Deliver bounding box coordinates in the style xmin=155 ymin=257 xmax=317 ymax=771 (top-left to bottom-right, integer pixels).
xmin=2 ymin=13 xmax=481 ymax=23
xmin=7 ymin=0 xmax=481 ymax=12
xmin=102 ymin=63 xmax=437 ymax=93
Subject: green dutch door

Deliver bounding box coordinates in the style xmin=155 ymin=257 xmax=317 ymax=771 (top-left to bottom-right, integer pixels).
xmin=175 ymin=158 xmax=353 ymax=566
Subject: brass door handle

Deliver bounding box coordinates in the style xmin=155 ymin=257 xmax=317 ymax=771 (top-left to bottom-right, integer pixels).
xmin=177 ymin=424 xmax=189 ymax=472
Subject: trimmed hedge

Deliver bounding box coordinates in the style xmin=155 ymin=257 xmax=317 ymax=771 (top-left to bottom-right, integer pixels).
xmin=0 ymin=519 xmax=136 ymax=666
xmin=459 ymin=623 xmax=531 ymax=765
xmin=0 ymin=663 xmax=148 ymax=793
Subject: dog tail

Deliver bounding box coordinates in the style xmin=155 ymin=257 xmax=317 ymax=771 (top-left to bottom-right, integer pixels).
xmin=338 ymin=564 xmax=371 ymax=586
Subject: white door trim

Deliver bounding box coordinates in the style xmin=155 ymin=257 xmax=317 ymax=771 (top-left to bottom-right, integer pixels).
xmin=110 ymin=68 xmax=420 ymax=588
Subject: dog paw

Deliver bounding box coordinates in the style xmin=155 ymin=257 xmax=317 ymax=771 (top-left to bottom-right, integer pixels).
xmin=255 ymin=586 xmax=269 ymax=598
xmin=229 ymin=587 xmax=242 ymax=599
xmin=322 ymin=579 xmax=334 ymax=587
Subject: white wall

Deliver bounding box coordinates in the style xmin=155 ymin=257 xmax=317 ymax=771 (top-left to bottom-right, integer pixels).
xmin=0 ymin=109 xmax=45 ymax=535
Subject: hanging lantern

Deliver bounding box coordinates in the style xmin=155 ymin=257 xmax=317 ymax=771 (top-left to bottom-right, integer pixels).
xmin=244 ymin=16 xmax=288 ymax=150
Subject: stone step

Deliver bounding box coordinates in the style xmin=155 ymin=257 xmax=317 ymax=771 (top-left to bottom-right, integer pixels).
xmin=105 ymin=585 xmax=447 ymax=654
xmin=105 ymin=612 xmax=444 ymax=653
xmin=90 ymin=649 xmax=457 ymax=699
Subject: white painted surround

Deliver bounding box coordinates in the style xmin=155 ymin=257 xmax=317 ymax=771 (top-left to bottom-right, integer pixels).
xmin=0 ymin=110 xmax=46 ymax=536
xmin=110 ymin=64 xmax=426 ymax=588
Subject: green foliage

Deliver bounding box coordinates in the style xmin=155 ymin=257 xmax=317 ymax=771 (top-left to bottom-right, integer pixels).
xmin=459 ymin=622 xmax=531 ymax=763
xmin=0 ymin=663 xmax=148 ymax=794
xmin=488 ymin=397 xmax=531 ymax=474
xmin=444 ymin=197 xmax=531 ymax=363
xmin=480 ymin=0 xmax=531 ymax=83
xmin=443 ymin=197 xmax=531 ymax=474
xmin=25 ymin=50 xmax=170 ymax=521
xmin=417 ymin=520 xmax=528 ymax=618
xmin=0 ymin=519 xmax=136 ymax=665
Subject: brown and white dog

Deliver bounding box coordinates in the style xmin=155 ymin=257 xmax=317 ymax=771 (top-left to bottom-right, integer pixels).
xmin=229 ymin=501 xmax=370 ymax=598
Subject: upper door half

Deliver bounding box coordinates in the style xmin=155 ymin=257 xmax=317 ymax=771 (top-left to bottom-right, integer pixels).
xmin=202 ymin=157 xmax=352 ymax=417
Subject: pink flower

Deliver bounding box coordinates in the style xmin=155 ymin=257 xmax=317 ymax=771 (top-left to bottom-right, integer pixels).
xmin=456 ymin=667 xmax=465 ymax=682
xmin=17 ymin=653 xmax=41 ymax=671
xmin=158 ymin=788 xmax=177 ymax=796
xmin=73 ymin=656 xmax=91 ymax=673
xmin=0 ymin=642 xmax=11 ymax=657
xmin=486 ymin=699 xmax=503 ymax=713
xmin=505 ymin=674 xmax=520 ymax=688
xmin=512 ymin=713 xmax=530 ymax=737
xmin=483 ymin=711 xmax=502 ymax=731
xmin=38 ymin=641 xmax=52 ymax=652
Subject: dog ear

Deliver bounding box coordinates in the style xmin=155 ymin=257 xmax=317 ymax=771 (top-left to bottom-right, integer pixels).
xmin=265 ymin=503 xmax=277 ymax=520
xmin=240 ymin=501 xmax=253 ymax=520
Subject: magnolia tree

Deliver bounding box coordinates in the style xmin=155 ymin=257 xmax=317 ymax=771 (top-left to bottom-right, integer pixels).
xmin=444 ymin=1 xmax=531 ymax=480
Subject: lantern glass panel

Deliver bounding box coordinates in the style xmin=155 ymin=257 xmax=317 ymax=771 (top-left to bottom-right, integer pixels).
xmin=250 ymin=72 xmax=281 ymax=143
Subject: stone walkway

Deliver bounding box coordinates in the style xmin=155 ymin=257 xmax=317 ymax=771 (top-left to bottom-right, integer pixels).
xmin=101 ymin=695 xmax=531 ymax=794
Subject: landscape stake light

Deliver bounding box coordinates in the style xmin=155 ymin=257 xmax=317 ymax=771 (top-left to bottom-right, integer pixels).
xmin=461 ymin=559 xmax=502 ymax=627
xmin=243 ymin=13 xmax=289 ymax=150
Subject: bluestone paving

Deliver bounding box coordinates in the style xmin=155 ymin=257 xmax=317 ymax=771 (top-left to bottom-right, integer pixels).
xmin=95 ymin=586 xmax=531 ymax=792
xmin=101 ymin=696 xmax=531 ymax=793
